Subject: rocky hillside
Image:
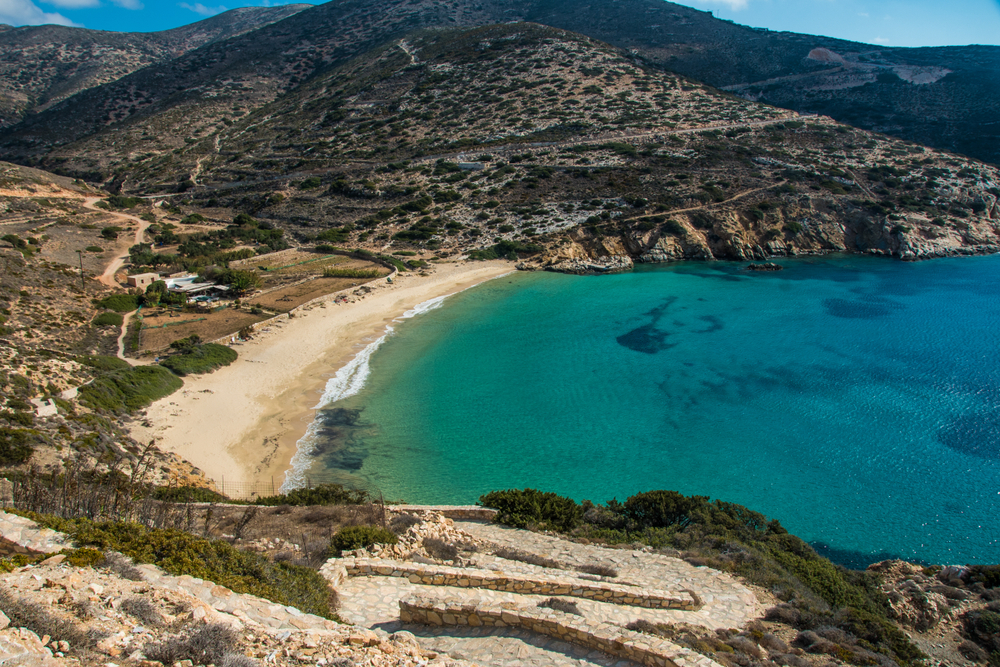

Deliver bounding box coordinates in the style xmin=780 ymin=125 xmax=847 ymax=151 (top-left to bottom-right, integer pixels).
xmin=0 ymin=5 xmax=309 ymax=128
xmin=83 ymin=23 xmax=999 ymax=270
xmin=0 ymin=0 xmax=997 ymax=167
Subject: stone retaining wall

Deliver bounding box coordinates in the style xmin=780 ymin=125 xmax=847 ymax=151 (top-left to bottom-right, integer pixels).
xmin=398 ymin=595 xmax=722 ymax=667
xmin=329 ymin=558 xmax=699 ymax=610
xmin=391 ymin=505 xmax=496 ymax=521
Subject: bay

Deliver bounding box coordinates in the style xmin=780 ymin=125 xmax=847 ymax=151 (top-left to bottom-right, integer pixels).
xmin=290 ymin=255 xmax=1000 ymax=567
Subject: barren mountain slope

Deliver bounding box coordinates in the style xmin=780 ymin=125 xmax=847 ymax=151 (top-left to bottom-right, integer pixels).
xmin=99 ymin=24 xmax=1000 ymax=271
xmin=0 ymin=4 xmax=309 ymax=127
xmin=1 ymin=0 xmax=998 ymax=169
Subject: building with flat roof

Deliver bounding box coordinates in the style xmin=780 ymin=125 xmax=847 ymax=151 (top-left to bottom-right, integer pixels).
xmin=126 ymin=273 xmax=159 ymax=288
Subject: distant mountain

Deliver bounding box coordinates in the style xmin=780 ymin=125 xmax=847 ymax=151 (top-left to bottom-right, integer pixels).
xmin=0 ymin=4 xmax=310 ymax=127
xmin=0 ymin=0 xmax=997 ymax=174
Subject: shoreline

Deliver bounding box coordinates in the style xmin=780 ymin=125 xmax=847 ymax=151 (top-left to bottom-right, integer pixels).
xmin=129 ymin=261 xmax=515 ymax=491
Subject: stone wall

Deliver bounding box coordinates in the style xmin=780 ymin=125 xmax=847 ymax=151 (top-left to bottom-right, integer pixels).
xmin=398 ymin=595 xmax=722 ymax=667
xmin=390 ymin=505 xmax=496 ymax=521
xmin=328 ymin=558 xmax=699 ymax=610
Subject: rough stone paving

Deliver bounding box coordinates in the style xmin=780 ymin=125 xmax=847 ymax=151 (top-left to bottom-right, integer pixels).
xmin=324 ymin=509 xmax=762 ymax=667
xmin=0 ymin=508 xmax=762 ymax=667
xmin=0 ymin=510 xmax=472 ymax=667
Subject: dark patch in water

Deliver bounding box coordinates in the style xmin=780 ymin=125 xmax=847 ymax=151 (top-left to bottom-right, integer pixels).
xmin=617 ymin=324 xmax=675 ymax=354
xmin=694 ymin=315 xmax=723 ymax=334
xmin=810 ymin=542 xmax=924 ymax=570
xmin=619 ymin=297 xmax=678 ymax=353
xmin=938 ymin=413 xmax=1000 ymax=459
xmin=823 ymin=296 xmax=903 ymax=319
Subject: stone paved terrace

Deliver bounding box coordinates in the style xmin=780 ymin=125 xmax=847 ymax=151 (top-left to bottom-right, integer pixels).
xmin=328 ymin=515 xmax=763 ymax=667
xmin=455 ymin=521 xmax=761 ymax=630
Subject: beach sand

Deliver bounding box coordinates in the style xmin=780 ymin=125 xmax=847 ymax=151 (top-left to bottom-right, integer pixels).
xmin=130 ymin=261 xmax=514 ymax=492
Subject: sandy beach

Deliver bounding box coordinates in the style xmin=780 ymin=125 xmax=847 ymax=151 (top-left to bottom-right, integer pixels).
xmin=129 ymin=261 xmax=514 ymax=492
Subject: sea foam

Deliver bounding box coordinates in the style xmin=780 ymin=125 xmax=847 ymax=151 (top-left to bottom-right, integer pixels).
xmin=280 ymin=292 xmax=460 ymax=492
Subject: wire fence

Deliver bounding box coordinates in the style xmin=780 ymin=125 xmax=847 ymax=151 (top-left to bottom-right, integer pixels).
xmin=207 ymin=477 xmax=385 ymax=502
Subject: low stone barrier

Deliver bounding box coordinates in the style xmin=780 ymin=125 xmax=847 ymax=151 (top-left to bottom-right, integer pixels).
xmin=333 ymin=558 xmax=699 ymax=610
xmin=390 ymin=505 xmax=496 ymax=522
xmin=399 ymin=595 xmax=722 ymax=667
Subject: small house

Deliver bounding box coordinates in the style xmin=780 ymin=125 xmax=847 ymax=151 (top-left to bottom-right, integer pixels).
xmin=126 ymin=273 xmax=160 ymax=288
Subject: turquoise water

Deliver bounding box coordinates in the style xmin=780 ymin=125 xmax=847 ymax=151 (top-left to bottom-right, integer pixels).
xmin=290 ymin=255 xmax=1000 ymax=567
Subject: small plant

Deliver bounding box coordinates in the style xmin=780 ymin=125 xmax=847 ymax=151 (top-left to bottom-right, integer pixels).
xmin=144 ymin=623 xmax=240 ymax=665
xmin=122 ymin=597 xmax=163 ymax=627
xmin=576 ymin=563 xmax=618 ymax=578
xmin=159 ymin=343 xmax=237 ymax=376
xmin=92 ymin=312 xmax=124 ymax=327
xmin=95 ymin=294 xmax=139 ymax=312
xmin=330 ymin=525 xmax=398 ymax=556
xmin=538 ymin=597 xmax=582 ymax=616
xmin=322 ymin=268 xmax=381 ymax=279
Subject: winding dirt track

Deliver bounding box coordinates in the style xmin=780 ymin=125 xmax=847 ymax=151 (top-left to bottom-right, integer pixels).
xmin=83 ymin=197 xmax=152 ymax=288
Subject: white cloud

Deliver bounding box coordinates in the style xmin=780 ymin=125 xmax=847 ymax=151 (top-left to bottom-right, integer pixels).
xmin=179 ymin=1 xmax=225 ymax=15
xmin=42 ymin=0 xmax=98 ymax=8
xmin=872 ymin=36 xmax=891 ymax=44
xmin=0 ymin=0 xmax=76 ymax=25
xmin=684 ymin=0 xmax=749 ymax=10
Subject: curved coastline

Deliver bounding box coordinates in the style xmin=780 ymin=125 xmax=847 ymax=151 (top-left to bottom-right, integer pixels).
xmin=280 ymin=272 xmax=514 ymax=492
xmin=128 ymin=261 xmax=514 ymax=492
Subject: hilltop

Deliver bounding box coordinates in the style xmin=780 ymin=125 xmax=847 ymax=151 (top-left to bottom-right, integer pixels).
xmin=0 ymin=5 xmax=309 ymax=129
xmin=81 ymin=23 xmax=1000 ymax=271
xmin=0 ymin=0 xmax=997 ymax=167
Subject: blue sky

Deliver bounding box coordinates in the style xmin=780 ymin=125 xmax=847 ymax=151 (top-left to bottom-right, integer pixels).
xmin=1 ymin=0 xmax=998 ymax=47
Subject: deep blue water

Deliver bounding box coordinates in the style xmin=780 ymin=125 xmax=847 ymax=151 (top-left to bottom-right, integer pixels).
xmin=288 ymin=255 xmax=1000 ymax=567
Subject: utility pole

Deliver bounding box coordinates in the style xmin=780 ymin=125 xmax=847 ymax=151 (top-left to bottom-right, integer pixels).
xmin=76 ymin=250 xmax=84 ymax=290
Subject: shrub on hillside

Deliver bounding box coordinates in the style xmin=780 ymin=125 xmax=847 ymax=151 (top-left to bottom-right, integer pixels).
xmin=78 ymin=355 xmax=131 ymax=372
xmin=92 ymin=312 xmax=124 ymax=327
xmin=22 ymin=515 xmax=337 ymax=620
xmin=255 ymin=483 xmax=370 ymax=507
xmin=159 ymin=343 xmax=237 ymax=376
xmin=329 ymin=525 xmax=397 ymax=556
xmin=151 ymin=485 xmax=229 ymax=503
xmin=0 ymin=428 xmax=34 ymax=465
xmin=79 ymin=366 xmax=183 ymax=413
xmin=478 ymin=488 xmax=584 ymax=531
xmin=95 ymin=294 xmax=139 ymax=312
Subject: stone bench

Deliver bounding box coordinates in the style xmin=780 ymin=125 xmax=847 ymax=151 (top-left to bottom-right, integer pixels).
xmin=399 ymin=594 xmax=722 ymax=667
xmin=325 ymin=557 xmax=700 ymax=610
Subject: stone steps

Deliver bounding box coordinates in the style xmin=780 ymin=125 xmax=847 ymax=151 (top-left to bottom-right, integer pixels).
xmin=325 ymin=558 xmax=700 ymax=610
xmin=399 ymin=595 xmax=723 ymax=667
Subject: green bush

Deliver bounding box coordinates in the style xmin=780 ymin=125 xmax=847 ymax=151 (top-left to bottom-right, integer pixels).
xmin=20 ymin=515 xmax=337 ymax=619
xmin=621 ymin=490 xmax=709 ymax=529
xmin=105 ymin=195 xmax=142 ymax=210
xmin=254 ymin=483 xmax=370 ymax=507
xmin=79 ymin=366 xmax=183 ymax=413
xmin=158 ymin=344 xmax=237 ymax=376
xmin=78 ymin=355 xmax=131 ymax=371
xmin=92 ymin=312 xmax=124 ymax=327
xmin=479 ymin=488 xmax=584 ymax=531
xmin=467 ymin=240 xmax=543 ymax=261
xmin=480 ymin=486 xmax=921 ymax=665
xmin=85 ymin=245 xmax=104 ymax=253
xmin=0 ymin=428 xmax=34 ymax=465
xmin=96 ymin=294 xmax=139 ymax=312
xmin=152 ymin=486 xmax=229 ymax=503
xmin=330 ymin=525 xmax=397 ymax=555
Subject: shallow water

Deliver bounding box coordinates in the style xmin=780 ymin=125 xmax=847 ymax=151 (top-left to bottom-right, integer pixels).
xmin=288 ymin=255 xmax=1000 ymax=567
